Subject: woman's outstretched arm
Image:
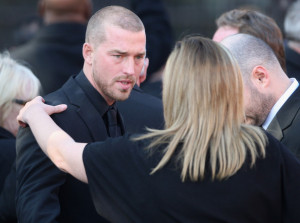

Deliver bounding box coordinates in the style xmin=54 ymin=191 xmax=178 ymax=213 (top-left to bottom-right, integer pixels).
xmin=17 ymin=96 xmax=88 ymax=183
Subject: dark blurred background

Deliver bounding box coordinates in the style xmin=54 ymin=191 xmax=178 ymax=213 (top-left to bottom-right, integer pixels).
xmin=0 ymin=0 xmax=296 ymax=51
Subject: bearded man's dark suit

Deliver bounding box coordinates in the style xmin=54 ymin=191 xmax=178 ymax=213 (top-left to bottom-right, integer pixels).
xmin=16 ymin=71 xmax=164 ymax=223
xmin=267 ymin=85 xmax=300 ymax=160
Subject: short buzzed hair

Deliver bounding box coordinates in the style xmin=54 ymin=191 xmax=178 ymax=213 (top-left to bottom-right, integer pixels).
xmin=85 ymin=6 xmax=145 ymax=47
xmin=221 ymin=33 xmax=279 ymax=82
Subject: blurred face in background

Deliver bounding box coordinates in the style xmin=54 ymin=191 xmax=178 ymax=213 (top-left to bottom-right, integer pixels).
xmin=213 ymin=26 xmax=239 ymax=42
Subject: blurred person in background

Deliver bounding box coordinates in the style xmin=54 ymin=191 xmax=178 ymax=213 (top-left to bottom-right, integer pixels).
xmin=10 ymin=15 xmax=42 ymax=50
xmin=10 ymin=0 xmax=92 ymax=95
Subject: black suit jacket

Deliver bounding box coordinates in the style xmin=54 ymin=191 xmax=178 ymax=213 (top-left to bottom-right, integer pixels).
xmin=16 ymin=72 xmax=112 ymax=223
xmin=266 ymin=85 xmax=300 ymax=160
xmin=16 ymin=72 xmax=164 ymax=223
xmin=10 ymin=23 xmax=86 ymax=95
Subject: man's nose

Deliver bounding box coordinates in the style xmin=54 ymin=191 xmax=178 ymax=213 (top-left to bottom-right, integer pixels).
xmin=123 ymin=58 xmax=135 ymax=76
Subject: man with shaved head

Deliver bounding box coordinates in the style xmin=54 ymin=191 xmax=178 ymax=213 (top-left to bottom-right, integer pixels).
xmin=221 ymin=33 xmax=300 ymax=159
xmin=14 ymin=5 xmax=164 ymax=223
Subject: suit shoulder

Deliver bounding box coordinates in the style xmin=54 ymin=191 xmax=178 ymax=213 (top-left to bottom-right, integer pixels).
xmin=44 ymin=88 xmax=68 ymax=105
xmin=44 ymin=76 xmax=78 ymax=105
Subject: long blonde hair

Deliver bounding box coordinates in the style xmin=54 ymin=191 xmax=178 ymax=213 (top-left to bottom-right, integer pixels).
xmin=136 ymin=35 xmax=267 ymax=182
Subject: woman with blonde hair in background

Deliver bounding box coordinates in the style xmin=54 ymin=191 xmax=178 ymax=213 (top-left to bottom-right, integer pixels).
xmin=0 ymin=52 xmax=41 ymax=222
xmin=17 ymin=35 xmax=300 ymax=223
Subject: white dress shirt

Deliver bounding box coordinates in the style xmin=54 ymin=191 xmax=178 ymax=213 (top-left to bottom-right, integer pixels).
xmin=262 ymin=78 xmax=299 ymax=130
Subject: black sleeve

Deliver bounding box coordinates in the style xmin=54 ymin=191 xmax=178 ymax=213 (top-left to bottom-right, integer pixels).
xmin=131 ymin=0 xmax=174 ymax=76
xmin=82 ymin=135 xmax=154 ymax=222
xmin=16 ymin=127 xmax=65 ymax=223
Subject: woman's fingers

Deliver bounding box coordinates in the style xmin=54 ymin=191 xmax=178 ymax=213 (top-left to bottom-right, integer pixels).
xmin=17 ymin=96 xmax=67 ymax=127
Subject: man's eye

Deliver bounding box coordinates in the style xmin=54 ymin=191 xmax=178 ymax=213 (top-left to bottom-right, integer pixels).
xmin=136 ymin=56 xmax=144 ymax=60
xmin=113 ymin=55 xmax=122 ymax=58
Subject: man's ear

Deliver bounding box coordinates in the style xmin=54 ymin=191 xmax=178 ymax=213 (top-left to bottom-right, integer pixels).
xmin=82 ymin=43 xmax=93 ymax=65
xmin=138 ymin=58 xmax=149 ymax=86
xmin=251 ymin=65 xmax=270 ymax=88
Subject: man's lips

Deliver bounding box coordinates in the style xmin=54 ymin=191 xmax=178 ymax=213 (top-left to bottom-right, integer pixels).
xmin=116 ymin=80 xmax=133 ymax=90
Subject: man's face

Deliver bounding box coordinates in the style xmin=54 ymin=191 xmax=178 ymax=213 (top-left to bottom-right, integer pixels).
xmin=212 ymin=26 xmax=239 ymax=42
xmin=243 ymin=82 xmax=275 ymax=126
xmin=91 ymin=25 xmax=146 ymax=105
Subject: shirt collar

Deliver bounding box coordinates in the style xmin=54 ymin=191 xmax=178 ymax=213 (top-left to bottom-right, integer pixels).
xmin=262 ymin=78 xmax=299 ymax=129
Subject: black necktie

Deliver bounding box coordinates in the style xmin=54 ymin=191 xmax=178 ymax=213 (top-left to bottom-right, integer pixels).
xmin=106 ymin=105 xmax=121 ymax=137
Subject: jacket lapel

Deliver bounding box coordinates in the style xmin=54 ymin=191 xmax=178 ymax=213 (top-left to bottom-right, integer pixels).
xmin=266 ymin=86 xmax=300 ymax=141
xmin=266 ymin=117 xmax=283 ymax=141
xmin=63 ymin=74 xmax=109 ymax=141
